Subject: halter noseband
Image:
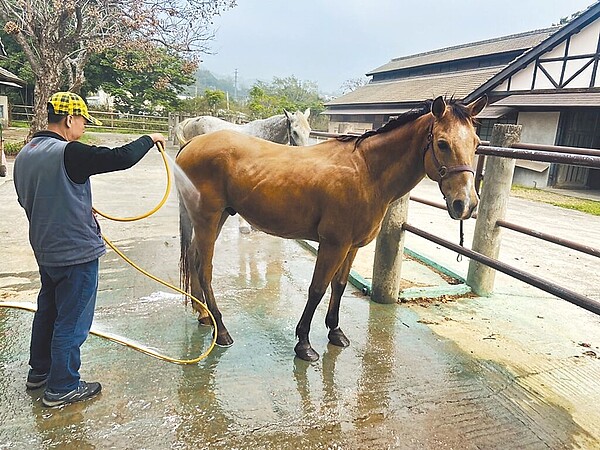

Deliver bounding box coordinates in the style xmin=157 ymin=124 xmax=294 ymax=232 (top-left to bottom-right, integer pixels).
xmin=422 ymin=124 xmax=475 ymax=186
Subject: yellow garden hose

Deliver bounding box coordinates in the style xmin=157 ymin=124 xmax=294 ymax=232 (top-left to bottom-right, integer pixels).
xmin=100 ymin=234 xmax=217 ymax=364
xmin=92 ymin=142 xmax=172 ymax=221
xmin=1 ymin=142 xmax=216 ymax=364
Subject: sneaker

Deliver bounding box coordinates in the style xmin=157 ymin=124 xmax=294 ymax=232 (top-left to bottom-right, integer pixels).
xmin=42 ymin=381 xmax=102 ymax=408
xmin=26 ymin=370 xmax=48 ymax=390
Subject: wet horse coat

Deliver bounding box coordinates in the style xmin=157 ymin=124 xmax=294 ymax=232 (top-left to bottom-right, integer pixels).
xmin=176 ymin=96 xmax=487 ymax=361
xmin=175 ymin=109 xmax=312 ymax=233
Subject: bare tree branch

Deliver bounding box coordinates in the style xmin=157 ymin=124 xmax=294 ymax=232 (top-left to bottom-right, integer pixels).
xmin=0 ymin=0 xmax=236 ymax=134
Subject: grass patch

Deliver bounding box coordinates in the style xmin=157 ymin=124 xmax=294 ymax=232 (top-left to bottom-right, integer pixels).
xmin=2 ymin=130 xmax=99 ymax=155
xmin=3 ymin=141 xmax=23 ymax=156
xmin=511 ymin=185 xmax=600 ymax=216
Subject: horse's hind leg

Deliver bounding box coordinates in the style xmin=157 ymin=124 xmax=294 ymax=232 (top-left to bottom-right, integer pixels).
xmin=189 ymin=248 xmax=211 ymax=326
xmin=295 ymin=243 xmax=350 ymax=362
xmin=192 ymin=211 xmax=234 ymax=346
xmin=325 ymin=248 xmax=358 ymax=348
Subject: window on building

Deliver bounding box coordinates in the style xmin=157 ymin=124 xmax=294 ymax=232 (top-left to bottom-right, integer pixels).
xmin=477 ymin=115 xmax=518 ymax=141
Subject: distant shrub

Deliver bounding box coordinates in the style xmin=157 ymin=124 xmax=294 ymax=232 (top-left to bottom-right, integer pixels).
xmin=4 ymin=141 xmax=24 ymax=156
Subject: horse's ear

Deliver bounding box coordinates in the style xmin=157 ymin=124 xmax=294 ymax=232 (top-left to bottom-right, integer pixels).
xmin=284 ymin=109 xmax=291 ymax=119
xmin=467 ymin=95 xmax=488 ymax=117
xmin=304 ymin=108 xmax=310 ymax=118
xmin=432 ymin=96 xmax=446 ymax=119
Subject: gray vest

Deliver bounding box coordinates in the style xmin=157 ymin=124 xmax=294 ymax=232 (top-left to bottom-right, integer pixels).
xmin=14 ymin=136 xmax=106 ymax=266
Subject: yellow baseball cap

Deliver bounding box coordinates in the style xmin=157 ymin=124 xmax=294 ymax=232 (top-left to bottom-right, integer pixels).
xmin=48 ymin=92 xmax=102 ymax=126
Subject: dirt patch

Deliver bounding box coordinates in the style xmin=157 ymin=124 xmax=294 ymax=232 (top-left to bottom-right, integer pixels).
xmin=2 ymin=127 xmax=28 ymax=144
xmin=512 ymin=187 xmax=578 ymax=204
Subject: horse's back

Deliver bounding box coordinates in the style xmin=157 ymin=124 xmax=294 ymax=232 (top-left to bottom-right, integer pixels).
xmin=178 ymin=129 xmax=352 ymax=184
xmin=180 ymin=129 xmax=290 ymax=161
xmin=186 ymin=116 xmax=237 ymax=137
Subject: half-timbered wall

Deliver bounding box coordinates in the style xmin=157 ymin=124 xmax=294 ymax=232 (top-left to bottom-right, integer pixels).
xmin=493 ymin=17 xmax=600 ymax=93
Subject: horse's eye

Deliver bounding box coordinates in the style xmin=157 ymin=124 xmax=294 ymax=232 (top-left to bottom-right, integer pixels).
xmin=438 ymin=140 xmax=450 ymax=152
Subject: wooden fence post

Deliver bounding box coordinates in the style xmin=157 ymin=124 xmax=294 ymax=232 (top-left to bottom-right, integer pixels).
xmin=169 ymin=113 xmax=179 ymax=144
xmin=371 ymin=194 xmax=410 ymax=304
xmin=467 ymin=124 xmax=522 ymax=295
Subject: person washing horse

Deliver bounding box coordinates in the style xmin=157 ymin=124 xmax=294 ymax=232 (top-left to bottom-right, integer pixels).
xmin=13 ymin=92 xmax=166 ymax=408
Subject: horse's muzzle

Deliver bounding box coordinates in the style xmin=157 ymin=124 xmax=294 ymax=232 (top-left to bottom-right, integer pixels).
xmin=447 ymin=196 xmax=478 ymax=220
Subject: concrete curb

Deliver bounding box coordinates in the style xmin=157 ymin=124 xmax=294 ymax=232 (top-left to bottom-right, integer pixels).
xmin=296 ymin=239 xmax=471 ymax=301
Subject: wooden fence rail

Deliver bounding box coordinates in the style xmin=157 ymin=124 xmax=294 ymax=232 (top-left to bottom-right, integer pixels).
xmin=10 ymin=105 xmax=170 ymax=133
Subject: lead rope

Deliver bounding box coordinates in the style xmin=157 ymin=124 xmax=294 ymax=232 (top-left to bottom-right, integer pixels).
xmin=457 ymin=220 xmax=464 ymax=262
xmin=422 ymin=124 xmax=468 ymax=262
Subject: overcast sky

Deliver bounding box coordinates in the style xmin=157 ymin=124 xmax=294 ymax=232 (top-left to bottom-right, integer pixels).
xmin=201 ymin=0 xmax=597 ymax=95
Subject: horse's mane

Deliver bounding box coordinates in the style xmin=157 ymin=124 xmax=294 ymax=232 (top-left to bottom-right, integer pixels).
xmin=337 ymin=98 xmax=472 ymax=148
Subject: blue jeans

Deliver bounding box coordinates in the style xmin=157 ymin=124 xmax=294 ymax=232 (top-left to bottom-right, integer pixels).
xmin=29 ymin=259 xmax=99 ymax=393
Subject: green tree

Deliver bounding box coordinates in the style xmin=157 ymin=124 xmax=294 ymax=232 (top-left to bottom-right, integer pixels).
xmin=248 ymin=76 xmax=325 ymax=121
xmin=82 ymin=45 xmax=195 ymax=114
xmin=0 ymin=0 xmax=235 ymax=134
xmin=0 ymin=31 xmax=34 ymax=105
xmin=204 ymin=89 xmax=226 ymax=114
xmin=248 ymin=76 xmax=324 ymax=118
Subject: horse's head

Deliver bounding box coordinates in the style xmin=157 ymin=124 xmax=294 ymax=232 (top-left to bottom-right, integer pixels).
xmin=424 ymin=95 xmax=487 ymax=220
xmin=284 ymin=108 xmax=311 ymax=146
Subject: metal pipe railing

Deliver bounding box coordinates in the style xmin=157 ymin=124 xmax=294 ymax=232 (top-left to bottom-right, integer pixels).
xmin=477 ymin=145 xmax=600 ymax=168
xmin=403 ymin=223 xmax=600 ymax=316
xmin=410 ymin=195 xmax=600 ymax=259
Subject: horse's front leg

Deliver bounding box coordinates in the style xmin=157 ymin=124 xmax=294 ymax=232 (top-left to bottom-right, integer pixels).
xmin=295 ymin=242 xmax=349 ymax=362
xmin=326 ymin=248 xmax=358 ymax=348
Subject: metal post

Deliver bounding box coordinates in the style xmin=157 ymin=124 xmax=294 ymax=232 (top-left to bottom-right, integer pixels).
xmin=467 ymin=124 xmax=522 ymax=295
xmin=0 ymin=122 xmax=6 ymax=177
xmin=371 ymin=194 xmax=409 ymax=304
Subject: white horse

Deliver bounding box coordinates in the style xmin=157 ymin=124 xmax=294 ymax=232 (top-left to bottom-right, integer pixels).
xmin=174 ymin=109 xmax=311 ymax=147
xmin=174 ymin=109 xmax=312 ymax=232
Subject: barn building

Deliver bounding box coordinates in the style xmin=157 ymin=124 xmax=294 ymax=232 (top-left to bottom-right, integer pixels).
xmin=0 ymin=39 xmax=25 ymax=126
xmin=324 ymin=1 xmax=600 ymax=191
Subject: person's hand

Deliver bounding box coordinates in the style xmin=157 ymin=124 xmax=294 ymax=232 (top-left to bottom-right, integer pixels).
xmin=148 ymin=133 xmax=167 ymax=152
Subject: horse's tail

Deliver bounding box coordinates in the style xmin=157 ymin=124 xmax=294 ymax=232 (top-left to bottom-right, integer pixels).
xmin=174 ymin=119 xmax=189 ymax=146
xmin=179 ymin=190 xmax=193 ymax=296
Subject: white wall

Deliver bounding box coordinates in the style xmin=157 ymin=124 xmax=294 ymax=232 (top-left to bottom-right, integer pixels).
xmin=517 ymin=111 xmax=559 ymax=144
xmin=0 ymin=96 xmax=8 ymax=125
xmin=511 ymin=112 xmax=560 ymax=188
xmin=328 ymin=121 xmax=372 ymax=134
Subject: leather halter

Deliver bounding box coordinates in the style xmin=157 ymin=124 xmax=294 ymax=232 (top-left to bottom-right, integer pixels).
xmin=422 ymin=124 xmax=475 ymax=186
xmin=287 ymin=117 xmax=299 ymax=146
xmin=422 ymin=123 xmax=474 ymax=261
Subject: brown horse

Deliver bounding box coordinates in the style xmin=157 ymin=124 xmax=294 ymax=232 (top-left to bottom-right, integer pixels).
xmin=176 ymin=95 xmax=487 ymax=362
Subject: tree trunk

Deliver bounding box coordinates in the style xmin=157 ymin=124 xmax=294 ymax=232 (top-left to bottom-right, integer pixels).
xmin=27 ymin=71 xmax=63 ymax=140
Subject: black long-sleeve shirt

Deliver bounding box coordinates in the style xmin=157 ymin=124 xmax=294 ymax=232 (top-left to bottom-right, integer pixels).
xmin=31 ymin=131 xmax=155 ymax=184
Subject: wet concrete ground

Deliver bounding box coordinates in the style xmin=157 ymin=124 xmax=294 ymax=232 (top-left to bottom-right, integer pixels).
xmin=1 ymin=134 xmax=600 ymax=449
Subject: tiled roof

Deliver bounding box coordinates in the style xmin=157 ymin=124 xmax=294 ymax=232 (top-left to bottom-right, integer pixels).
xmin=0 ymin=66 xmax=24 ymax=85
xmin=327 ymin=67 xmax=499 ymax=106
xmin=368 ymin=27 xmax=558 ymax=75
xmin=494 ymin=92 xmax=600 ymax=107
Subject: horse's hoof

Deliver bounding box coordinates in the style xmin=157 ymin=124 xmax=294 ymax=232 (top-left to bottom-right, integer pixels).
xmin=215 ymin=333 xmax=234 ymax=348
xmin=294 ymin=342 xmax=320 ymax=362
xmin=328 ymin=328 xmax=350 ymax=347
xmin=197 ymin=316 xmax=213 ymax=327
